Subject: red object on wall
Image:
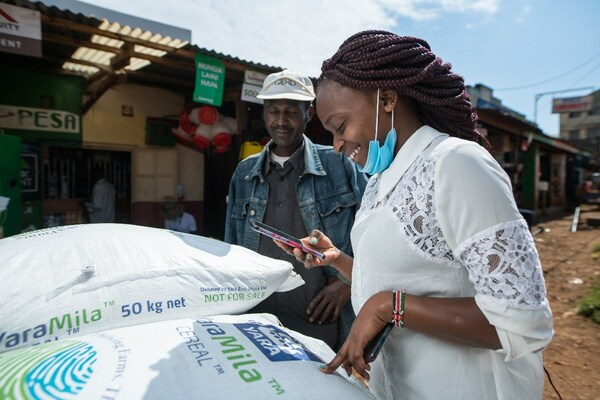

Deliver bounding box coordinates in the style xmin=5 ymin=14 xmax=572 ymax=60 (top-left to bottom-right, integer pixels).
xmin=193 ymin=134 xmax=211 ymax=149
xmin=179 ymin=112 xmax=197 ymax=135
xmin=190 ymin=106 xmax=219 ymax=125
xmin=212 ymin=133 xmax=232 ymax=153
xmin=171 ymin=127 xmax=194 ymax=145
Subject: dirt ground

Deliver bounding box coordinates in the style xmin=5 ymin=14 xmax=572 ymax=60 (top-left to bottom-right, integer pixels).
xmin=534 ymin=205 xmax=600 ymax=400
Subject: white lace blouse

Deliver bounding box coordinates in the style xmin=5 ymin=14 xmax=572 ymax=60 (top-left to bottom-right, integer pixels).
xmin=351 ymin=125 xmax=553 ymax=400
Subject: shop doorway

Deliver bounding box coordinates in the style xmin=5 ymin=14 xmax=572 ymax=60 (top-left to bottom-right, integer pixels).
xmin=42 ymin=146 xmax=131 ymax=227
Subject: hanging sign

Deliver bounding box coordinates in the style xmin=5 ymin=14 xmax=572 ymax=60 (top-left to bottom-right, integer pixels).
xmin=0 ymin=104 xmax=80 ymax=134
xmin=241 ymin=70 xmax=267 ymax=105
xmin=552 ymin=95 xmax=593 ymax=113
xmin=0 ymin=3 xmax=41 ymax=58
xmin=193 ymin=54 xmax=225 ymax=106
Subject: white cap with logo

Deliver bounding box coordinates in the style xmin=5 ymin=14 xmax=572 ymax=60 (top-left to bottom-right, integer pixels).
xmin=257 ymin=70 xmax=315 ymax=101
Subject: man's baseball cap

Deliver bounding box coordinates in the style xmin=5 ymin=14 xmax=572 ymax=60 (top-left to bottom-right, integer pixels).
xmin=257 ymin=70 xmax=315 ymax=101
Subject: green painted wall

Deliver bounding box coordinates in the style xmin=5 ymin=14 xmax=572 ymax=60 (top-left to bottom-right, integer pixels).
xmin=0 ymin=63 xmax=84 ymax=143
xmin=522 ymin=145 xmax=537 ymax=210
xmin=0 ymin=134 xmax=22 ymax=237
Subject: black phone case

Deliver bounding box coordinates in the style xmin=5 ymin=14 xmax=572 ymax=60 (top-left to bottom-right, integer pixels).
xmin=363 ymin=323 xmax=394 ymax=363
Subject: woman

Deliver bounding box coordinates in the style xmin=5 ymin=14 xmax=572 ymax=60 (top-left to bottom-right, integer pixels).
xmin=277 ymin=31 xmax=553 ymax=400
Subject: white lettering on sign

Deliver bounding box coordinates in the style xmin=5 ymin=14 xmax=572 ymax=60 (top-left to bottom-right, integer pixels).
xmin=201 ymin=71 xmax=219 ymax=80
xmin=197 ymin=62 xmax=223 ymax=74
xmin=200 ymin=79 xmax=218 ymax=89
xmin=0 ymin=37 xmax=21 ymax=48
xmin=0 ymin=3 xmax=41 ymax=39
xmin=0 ymin=104 xmax=80 ymax=134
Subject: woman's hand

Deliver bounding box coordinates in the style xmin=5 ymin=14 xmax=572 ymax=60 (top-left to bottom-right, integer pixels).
xmin=273 ymin=229 xmax=341 ymax=269
xmin=319 ymin=291 xmax=393 ymax=381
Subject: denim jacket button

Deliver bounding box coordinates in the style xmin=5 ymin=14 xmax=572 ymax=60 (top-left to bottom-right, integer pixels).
xmin=335 ymin=207 xmax=341 ymax=213
xmin=249 ymin=210 xmax=256 ymax=216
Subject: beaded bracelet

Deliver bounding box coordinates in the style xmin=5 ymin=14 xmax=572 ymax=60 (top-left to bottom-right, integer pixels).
xmin=392 ymin=290 xmax=405 ymax=328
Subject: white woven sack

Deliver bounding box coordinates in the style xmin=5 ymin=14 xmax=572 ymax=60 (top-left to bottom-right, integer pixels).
xmin=0 ymin=224 xmax=303 ymax=354
xmin=0 ymin=314 xmax=375 ymax=399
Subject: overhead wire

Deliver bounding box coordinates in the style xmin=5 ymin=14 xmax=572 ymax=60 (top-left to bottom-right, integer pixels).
xmin=495 ymin=50 xmax=600 ymax=91
xmin=536 ymin=61 xmax=600 ymax=121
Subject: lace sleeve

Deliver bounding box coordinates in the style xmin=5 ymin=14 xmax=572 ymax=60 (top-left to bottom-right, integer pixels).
xmin=455 ymin=219 xmax=548 ymax=309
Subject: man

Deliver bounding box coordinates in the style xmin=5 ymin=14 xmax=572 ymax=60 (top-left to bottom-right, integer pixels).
xmin=224 ymin=70 xmax=367 ymax=349
xmin=85 ymin=166 xmax=116 ymax=223
xmin=164 ymin=199 xmax=197 ymax=234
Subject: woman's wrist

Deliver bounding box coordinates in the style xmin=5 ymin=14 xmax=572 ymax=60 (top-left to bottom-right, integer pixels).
xmin=329 ymin=250 xmax=353 ymax=282
xmin=392 ymin=290 xmax=406 ymax=328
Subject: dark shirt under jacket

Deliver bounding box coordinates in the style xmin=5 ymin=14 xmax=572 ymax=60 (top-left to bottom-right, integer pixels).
xmin=249 ymin=144 xmax=337 ymax=347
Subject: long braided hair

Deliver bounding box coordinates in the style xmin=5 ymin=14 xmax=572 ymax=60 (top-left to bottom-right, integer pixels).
xmin=318 ymin=30 xmax=487 ymax=147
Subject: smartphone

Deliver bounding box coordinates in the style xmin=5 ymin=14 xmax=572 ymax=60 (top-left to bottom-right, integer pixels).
xmin=363 ymin=323 xmax=394 ymax=363
xmin=249 ymin=219 xmax=326 ymax=260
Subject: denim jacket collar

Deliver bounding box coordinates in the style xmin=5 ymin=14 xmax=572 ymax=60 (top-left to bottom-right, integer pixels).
xmin=245 ymin=135 xmax=326 ymax=180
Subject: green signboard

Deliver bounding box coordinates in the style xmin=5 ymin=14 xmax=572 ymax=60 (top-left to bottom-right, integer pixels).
xmin=193 ymin=54 xmax=225 ymax=106
xmin=0 ymin=63 xmax=83 ymax=142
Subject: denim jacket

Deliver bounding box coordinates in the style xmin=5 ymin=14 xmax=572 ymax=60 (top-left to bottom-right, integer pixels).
xmin=224 ymin=136 xmax=368 ymax=270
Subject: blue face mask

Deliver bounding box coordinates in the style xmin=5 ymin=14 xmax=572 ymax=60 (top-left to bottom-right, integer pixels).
xmin=359 ymin=89 xmax=397 ymax=175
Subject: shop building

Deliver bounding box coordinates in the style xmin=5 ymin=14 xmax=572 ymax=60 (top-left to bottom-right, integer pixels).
xmin=555 ymin=89 xmax=600 ymax=151
xmin=0 ymin=0 xmax=278 ymax=238
xmin=468 ymin=84 xmax=590 ymax=217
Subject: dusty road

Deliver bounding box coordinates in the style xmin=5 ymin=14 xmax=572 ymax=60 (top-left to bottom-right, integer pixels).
xmin=536 ymin=206 xmax=600 ymax=400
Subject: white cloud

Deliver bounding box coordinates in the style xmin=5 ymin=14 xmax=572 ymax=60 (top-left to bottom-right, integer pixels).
xmin=87 ymin=0 xmax=502 ymax=76
xmin=515 ymin=4 xmax=532 ymax=23
xmin=377 ymin=0 xmax=500 ymax=21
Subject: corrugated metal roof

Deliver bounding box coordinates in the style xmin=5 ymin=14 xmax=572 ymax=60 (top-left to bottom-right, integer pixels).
xmin=1 ymin=0 xmax=282 ymax=112
xmin=3 ymin=0 xmax=279 ymax=76
xmin=187 ymin=43 xmax=281 ymax=72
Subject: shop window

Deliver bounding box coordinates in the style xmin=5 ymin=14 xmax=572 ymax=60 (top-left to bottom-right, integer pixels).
xmin=569 ymin=112 xmax=581 ymax=118
xmin=569 ymin=129 xmax=580 ymax=140
xmin=39 ymin=95 xmax=55 ymax=109
xmin=588 ymin=128 xmax=600 ymax=139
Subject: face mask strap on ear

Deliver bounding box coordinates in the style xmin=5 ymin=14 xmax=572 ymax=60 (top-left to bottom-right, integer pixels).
xmin=374 ymin=88 xmax=380 ymax=141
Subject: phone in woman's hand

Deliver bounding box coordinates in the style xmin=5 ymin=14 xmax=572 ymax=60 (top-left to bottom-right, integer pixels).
xmin=364 ymin=323 xmax=394 ymax=363
xmin=249 ymin=219 xmax=326 ymax=260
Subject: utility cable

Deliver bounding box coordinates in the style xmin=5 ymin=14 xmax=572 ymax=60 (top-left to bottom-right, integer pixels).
xmin=495 ymin=51 xmax=600 ymax=91
xmin=569 ymin=60 xmax=600 ymax=90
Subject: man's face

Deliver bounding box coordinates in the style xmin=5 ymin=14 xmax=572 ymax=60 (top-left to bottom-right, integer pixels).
xmin=263 ymin=99 xmax=312 ymax=156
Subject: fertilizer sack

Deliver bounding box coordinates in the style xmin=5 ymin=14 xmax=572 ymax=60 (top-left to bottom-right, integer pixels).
xmin=0 ymin=313 xmax=374 ymax=399
xmin=0 ymin=224 xmax=304 ymax=353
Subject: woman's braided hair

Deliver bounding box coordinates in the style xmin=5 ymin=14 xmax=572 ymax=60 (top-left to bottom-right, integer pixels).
xmin=318 ymin=30 xmax=487 ymax=146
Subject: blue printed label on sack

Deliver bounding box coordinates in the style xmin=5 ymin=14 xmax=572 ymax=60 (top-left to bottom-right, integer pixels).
xmin=235 ymin=323 xmax=321 ymax=362
xmin=0 ymin=340 xmax=97 ymax=399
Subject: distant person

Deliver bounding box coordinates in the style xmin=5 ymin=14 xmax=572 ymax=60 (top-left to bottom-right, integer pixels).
xmin=164 ymin=199 xmax=197 ymax=234
xmin=85 ymin=166 xmax=115 ymax=223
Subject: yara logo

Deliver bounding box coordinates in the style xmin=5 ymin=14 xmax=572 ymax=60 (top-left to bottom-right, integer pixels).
xmin=236 ymin=323 xmax=320 ymax=363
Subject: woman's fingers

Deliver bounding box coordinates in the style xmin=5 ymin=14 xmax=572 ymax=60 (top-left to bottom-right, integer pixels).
xmin=319 ymin=347 xmax=371 ymax=381
xmin=319 ymin=349 xmax=346 ymax=375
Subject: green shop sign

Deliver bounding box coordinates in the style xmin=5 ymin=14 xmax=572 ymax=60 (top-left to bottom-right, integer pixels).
xmin=0 ymin=105 xmax=80 ymax=134
xmin=0 ymin=63 xmax=83 ymax=143
xmin=193 ymin=54 xmax=225 ymax=106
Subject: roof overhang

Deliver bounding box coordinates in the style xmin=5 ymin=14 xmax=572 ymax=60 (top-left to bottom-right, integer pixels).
xmin=1 ymin=0 xmax=280 ymax=113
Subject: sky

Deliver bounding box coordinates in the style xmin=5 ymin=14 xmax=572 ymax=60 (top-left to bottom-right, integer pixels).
xmin=84 ymin=0 xmax=600 ymax=138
